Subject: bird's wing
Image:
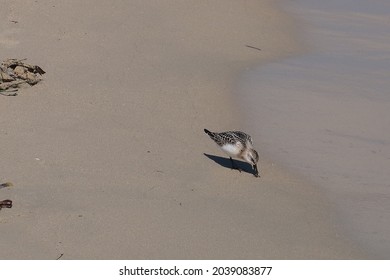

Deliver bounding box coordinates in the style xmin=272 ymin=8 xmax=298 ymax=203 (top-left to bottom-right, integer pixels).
xmin=231 ymin=131 xmax=253 ymax=145
xmin=219 ymin=132 xmax=237 ymax=145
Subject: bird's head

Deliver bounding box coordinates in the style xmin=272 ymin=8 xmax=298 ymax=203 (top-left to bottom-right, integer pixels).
xmin=244 ymin=148 xmax=259 ymax=177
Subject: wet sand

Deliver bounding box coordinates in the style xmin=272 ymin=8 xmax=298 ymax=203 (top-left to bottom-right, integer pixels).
xmin=1 ymin=1 xmax=365 ymax=259
xmin=239 ymin=0 xmax=390 ymax=258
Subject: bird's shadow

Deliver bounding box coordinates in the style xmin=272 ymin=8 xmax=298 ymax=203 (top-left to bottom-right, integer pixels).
xmin=203 ymin=153 xmax=254 ymax=175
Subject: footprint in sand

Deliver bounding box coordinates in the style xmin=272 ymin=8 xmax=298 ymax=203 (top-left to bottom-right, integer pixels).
xmin=0 ymin=29 xmax=19 ymax=48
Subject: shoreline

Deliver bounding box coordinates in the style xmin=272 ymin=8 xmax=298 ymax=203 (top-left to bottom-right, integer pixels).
xmin=1 ymin=1 xmax=366 ymax=259
xmin=239 ymin=0 xmax=390 ymax=258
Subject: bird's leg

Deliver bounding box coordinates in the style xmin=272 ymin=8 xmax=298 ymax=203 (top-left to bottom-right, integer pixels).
xmin=253 ymin=164 xmax=260 ymax=177
xmin=230 ymin=157 xmax=242 ymax=172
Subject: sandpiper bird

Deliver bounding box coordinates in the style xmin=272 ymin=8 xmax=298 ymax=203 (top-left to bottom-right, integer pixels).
xmin=204 ymin=129 xmax=259 ymax=177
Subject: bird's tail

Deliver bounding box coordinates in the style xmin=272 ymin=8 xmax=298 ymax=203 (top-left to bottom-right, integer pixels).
xmin=204 ymin=129 xmax=212 ymax=136
xmin=204 ymin=129 xmax=216 ymax=139
xmin=204 ymin=128 xmax=219 ymax=142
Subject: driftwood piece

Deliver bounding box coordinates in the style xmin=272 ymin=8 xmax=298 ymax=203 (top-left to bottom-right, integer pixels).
xmin=0 ymin=68 xmax=15 ymax=82
xmin=0 ymin=81 xmax=24 ymax=96
xmin=0 ymin=58 xmax=45 ymax=94
xmin=2 ymin=58 xmax=45 ymax=75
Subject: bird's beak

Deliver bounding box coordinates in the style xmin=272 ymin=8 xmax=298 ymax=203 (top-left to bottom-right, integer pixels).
xmin=253 ymin=164 xmax=259 ymax=177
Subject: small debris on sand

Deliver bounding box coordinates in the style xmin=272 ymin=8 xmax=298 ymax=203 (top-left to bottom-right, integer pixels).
xmin=0 ymin=182 xmax=14 ymax=210
xmin=0 ymin=200 xmax=12 ymax=210
xmin=0 ymin=182 xmax=13 ymax=189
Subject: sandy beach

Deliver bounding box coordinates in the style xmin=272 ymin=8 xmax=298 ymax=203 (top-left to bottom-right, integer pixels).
xmin=1 ymin=0 xmax=366 ymax=259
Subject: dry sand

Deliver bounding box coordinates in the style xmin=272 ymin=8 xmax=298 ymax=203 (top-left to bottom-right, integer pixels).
xmin=1 ymin=0 xmax=366 ymax=259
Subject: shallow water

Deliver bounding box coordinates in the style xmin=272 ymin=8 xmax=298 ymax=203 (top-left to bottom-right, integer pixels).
xmin=239 ymin=0 xmax=390 ymax=258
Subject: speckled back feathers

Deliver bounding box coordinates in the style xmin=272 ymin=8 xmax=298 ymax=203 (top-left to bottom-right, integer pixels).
xmin=204 ymin=129 xmax=253 ymax=147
